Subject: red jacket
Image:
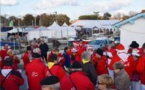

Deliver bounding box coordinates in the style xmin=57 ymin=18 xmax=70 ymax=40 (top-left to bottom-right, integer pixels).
xmin=60 ymin=72 xmax=95 ymax=90
xmin=57 ymin=53 xmax=65 ymax=66
xmin=94 ymin=56 xmax=108 ymax=75
xmin=0 ymin=49 xmax=9 ymax=68
xmin=26 ymin=59 xmax=50 ymax=90
xmin=136 ymin=54 xmax=145 ymax=85
xmin=50 ymin=64 xmax=66 ymax=81
xmin=0 ymin=66 xmax=24 ymax=90
xmin=109 ymin=53 xmax=135 ymax=79
xmin=21 ymin=52 xmax=31 ymax=70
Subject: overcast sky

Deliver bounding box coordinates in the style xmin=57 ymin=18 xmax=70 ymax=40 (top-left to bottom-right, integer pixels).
xmin=1 ymin=0 xmax=145 ymax=20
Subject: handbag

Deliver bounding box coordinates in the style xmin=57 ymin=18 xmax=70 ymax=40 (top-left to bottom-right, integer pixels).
xmin=0 ymin=70 xmax=13 ymax=90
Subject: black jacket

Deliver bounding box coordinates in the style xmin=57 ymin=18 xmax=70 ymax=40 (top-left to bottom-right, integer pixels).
xmin=39 ymin=43 xmax=49 ymax=54
xmin=82 ymin=62 xmax=97 ymax=85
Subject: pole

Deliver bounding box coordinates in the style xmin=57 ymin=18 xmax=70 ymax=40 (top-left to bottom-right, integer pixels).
xmin=67 ymin=28 xmax=68 ymax=46
xmin=35 ymin=15 xmax=36 ymax=26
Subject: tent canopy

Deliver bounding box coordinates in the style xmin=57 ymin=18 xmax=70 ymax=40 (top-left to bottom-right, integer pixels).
xmin=48 ymin=22 xmax=61 ymax=30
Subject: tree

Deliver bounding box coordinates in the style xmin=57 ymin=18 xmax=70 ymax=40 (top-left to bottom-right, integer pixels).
xmin=113 ymin=13 xmax=123 ymax=20
xmin=103 ymin=12 xmax=111 ymax=20
xmin=23 ymin=14 xmax=34 ymax=26
xmin=122 ymin=15 xmax=130 ymax=20
xmin=79 ymin=15 xmax=101 ymax=20
xmin=129 ymin=11 xmax=137 ymax=16
xmin=141 ymin=9 xmax=145 ymax=13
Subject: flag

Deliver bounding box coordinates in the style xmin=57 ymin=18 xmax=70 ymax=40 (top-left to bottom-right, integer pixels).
xmin=9 ymin=20 xmax=14 ymax=27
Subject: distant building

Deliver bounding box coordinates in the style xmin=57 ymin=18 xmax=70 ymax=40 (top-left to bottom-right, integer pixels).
xmin=113 ymin=13 xmax=145 ymax=50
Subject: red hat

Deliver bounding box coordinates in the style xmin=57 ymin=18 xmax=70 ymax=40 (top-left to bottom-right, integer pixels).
xmin=116 ymin=43 xmax=125 ymax=52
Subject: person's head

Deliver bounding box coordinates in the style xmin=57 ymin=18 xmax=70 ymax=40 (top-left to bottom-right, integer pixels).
xmin=82 ymin=51 xmax=91 ymax=61
xmin=95 ymin=48 xmax=103 ymax=58
xmin=32 ymin=48 xmax=41 ymax=58
xmin=98 ymin=74 xmax=114 ymax=90
xmin=49 ymin=54 xmax=58 ymax=63
xmin=129 ymin=41 xmax=139 ymax=49
xmin=116 ymin=43 xmax=125 ymax=53
xmin=87 ymin=46 xmax=94 ymax=54
xmin=41 ymin=40 xmax=45 ymax=44
xmin=51 ymin=48 xmax=59 ymax=55
xmin=4 ymin=43 xmax=9 ymax=50
xmin=71 ymin=48 xmax=78 ymax=55
xmin=70 ymin=61 xmax=82 ymax=72
xmin=142 ymin=43 xmax=145 ymax=53
xmin=26 ymin=46 xmax=31 ymax=52
xmin=110 ymin=41 xmax=115 ymax=47
xmin=132 ymin=49 xmax=140 ymax=60
xmin=4 ymin=57 xmax=13 ymax=66
xmin=7 ymin=49 xmax=14 ymax=56
xmin=41 ymin=76 xmax=60 ymax=90
xmin=64 ymin=47 xmax=69 ymax=53
xmin=113 ymin=62 xmax=124 ymax=74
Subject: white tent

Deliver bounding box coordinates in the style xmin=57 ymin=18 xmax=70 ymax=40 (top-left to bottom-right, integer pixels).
xmin=36 ymin=26 xmax=49 ymax=31
xmin=48 ymin=22 xmax=61 ymax=30
xmin=60 ymin=26 xmax=76 ymax=38
xmin=62 ymin=23 xmax=68 ymax=27
xmin=8 ymin=27 xmax=25 ymax=33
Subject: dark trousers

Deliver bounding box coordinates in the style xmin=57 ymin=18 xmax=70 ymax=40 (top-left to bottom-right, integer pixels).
xmin=41 ymin=53 xmax=47 ymax=62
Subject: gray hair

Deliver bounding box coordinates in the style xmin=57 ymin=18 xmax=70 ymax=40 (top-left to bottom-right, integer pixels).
xmin=82 ymin=51 xmax=91 ymax=60
xmin=113 ymin=62 xmax=124 ymax=70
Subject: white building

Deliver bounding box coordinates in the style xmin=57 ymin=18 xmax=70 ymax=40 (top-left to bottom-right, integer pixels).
xmin=113 ymin=13 xmax=145 ymax=50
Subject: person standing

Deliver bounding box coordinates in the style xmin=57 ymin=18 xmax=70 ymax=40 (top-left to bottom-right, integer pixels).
xmin=0 ymin=43 xmax=10 ymax=68
xmin=48 ymin=54 xmax=66 ymax=81
xmin=39 ymin=40 xmax=49 ymax=62
xmin=61 ymin=61 xmax=95 ymax=90
xmin=93 ymin=48 xmax=108 ymax=75
xmin=21 ymin=46 xmax=32 ymax=70
xmin=63 ymin=47 xmax=71 ymax=68
xmin=114 ymin=62 xmax=130 ymax=90
xmin=7 ymin=49 xmax=20 ymax=70
xmin=25 ymin=48 xmax=50 ymax=90
xmin=109 ymin=43 xmax=135 ymax=79
xmin=0 ymin=58 xmax=24 ymax=90
xmin=136 ymin=43 xmax=145 ymax=90
xmin=82 ymin=51 xmax=97 ymax=85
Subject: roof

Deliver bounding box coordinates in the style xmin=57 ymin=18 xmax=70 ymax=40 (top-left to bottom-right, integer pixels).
xmin=71 ymin=20 xmax=119 ymax=28
xmin=113 ymin=13 xmax=145 ymax=28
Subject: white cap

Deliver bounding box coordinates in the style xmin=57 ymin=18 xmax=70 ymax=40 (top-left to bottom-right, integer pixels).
xmin=33 ymin=48 xmax=41 ymax=54
xmin=71 ymin=48 xmax=78 ymax=53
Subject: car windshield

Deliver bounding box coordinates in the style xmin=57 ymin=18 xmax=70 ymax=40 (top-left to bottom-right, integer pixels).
xmin=89 ymin=40 xmax=102 ymax=45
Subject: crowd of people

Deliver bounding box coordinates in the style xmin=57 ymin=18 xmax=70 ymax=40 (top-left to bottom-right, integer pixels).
xmin=0 ymin=39 xmax=145 ymax=90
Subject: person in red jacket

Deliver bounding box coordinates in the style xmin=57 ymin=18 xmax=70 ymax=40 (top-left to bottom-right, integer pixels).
xmin=94 ymin=48 xmax=108 ymax=75
xmin=130 ymin=49 xmax=142 ymax=90
xmin=26 ymin=48 xmax=50 ymax=90
xmin=0 ymin=58 xmax=24 ymax=90
xmin=0 ymin=43 xmax=10 ymax=68
xmin=60 ymin=61 xmax=95 ymax=90
xmin=109 ymin=43 xmax=136 ymax=79
xmin=21 ymin=46 xmax=32 ymax=70
xmin=47 ymin=48 xmax=65 ymax=66
xmin=48 ymin=54 xmax=66 ymax=81
xmin=136 ymin=44 xmax=145 ymax=90
xmin=7 ymin=49 xmax=20 ymax=70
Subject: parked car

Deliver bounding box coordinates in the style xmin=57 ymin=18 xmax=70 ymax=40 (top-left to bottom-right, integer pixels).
xmin=87 ymin=37 xmax=111 ymax=50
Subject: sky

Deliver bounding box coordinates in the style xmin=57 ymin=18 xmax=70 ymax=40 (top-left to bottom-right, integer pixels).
xmin=0 ymin=0 xmax=145 ymax=20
